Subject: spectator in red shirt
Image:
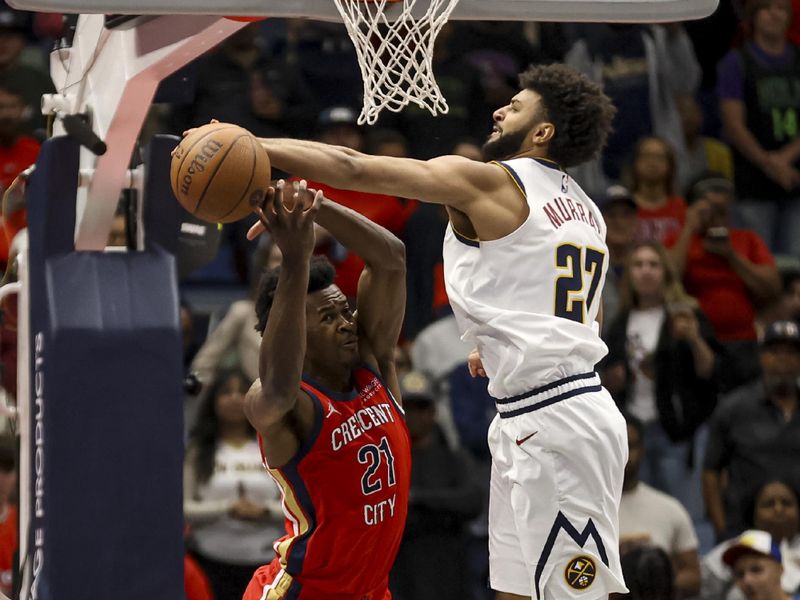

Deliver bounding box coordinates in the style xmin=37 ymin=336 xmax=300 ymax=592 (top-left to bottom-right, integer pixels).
xmin=628 ymin=136 xmax=687 ymax=245
xmin=305 ymin=107 xmax=414 ymax=299
xmin=666 ymin=174 xmax=781 ymax=391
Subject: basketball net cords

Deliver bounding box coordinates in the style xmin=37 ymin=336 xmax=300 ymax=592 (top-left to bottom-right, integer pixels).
xmin=332 ymin=0 xmax=461 ymax=125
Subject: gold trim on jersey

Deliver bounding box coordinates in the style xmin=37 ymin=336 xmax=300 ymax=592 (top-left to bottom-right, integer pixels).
xmin=259 ymin=568 xmax=295 ymax=600
xmin=268 ymin=467 xmax=312 ymax=569
xmin=491 ymin=160 xmax=526 ymax=200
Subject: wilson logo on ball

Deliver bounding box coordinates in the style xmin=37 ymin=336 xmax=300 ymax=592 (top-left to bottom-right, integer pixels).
xmin=180 ymin=139 xmax=224 ymax=195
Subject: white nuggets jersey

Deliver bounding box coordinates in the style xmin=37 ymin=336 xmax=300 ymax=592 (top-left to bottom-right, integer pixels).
xmin=442 ymin=157 xmax=609 ymax=399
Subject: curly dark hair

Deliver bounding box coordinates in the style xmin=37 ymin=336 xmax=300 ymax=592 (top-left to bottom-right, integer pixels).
xmin=254 ymin=255 xmax=337 ymax=334
xmin=518 ymin=64 xmax=616 ymax=168
xmin=189 ymin=367 xmax=253 ymax=484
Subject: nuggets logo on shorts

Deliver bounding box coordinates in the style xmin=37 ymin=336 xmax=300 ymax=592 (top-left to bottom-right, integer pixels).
xmin=564 ymin=555 xmax=596 ymax=590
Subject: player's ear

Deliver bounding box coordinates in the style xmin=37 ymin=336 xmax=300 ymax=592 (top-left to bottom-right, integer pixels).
xmin=530 ymin=121 xmax=555 ymax=146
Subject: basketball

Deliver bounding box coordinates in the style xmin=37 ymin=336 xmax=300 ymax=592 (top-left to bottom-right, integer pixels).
xmin=170 ymin=123 xmax=270 ymax=223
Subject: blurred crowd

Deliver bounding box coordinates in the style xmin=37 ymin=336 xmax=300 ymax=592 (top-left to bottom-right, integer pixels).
xmin=0 ymin=0 xmax=799 ymax=599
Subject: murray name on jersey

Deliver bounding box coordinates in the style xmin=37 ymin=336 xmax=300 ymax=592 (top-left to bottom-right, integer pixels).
xmin=542 ymin=196 xmax=602 ymax=235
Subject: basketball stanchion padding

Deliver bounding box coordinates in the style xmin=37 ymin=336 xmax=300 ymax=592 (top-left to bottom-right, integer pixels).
xmin=24 ymin=136 xmax=184 ymax=600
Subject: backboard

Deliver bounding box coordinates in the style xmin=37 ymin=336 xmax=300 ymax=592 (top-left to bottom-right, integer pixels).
xmin=8 ymin=0 xmax=719 ymax=22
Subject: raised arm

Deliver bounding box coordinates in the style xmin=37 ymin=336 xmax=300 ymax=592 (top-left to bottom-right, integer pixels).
xmin=313 ymin=193 xmax=406 ymax=402
xmin=243 ymin=185 xmax=322 ymax=465
xmin=257 ymin=138 xmax=525 ymax=240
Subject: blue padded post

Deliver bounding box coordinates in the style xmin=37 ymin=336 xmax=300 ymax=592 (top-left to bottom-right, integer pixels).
xmin=24 ymin=137 xmax=185 ymax=600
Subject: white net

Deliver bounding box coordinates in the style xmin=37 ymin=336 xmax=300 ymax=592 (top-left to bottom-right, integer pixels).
xmin=332 ymin=0 xmax=462 ymax=125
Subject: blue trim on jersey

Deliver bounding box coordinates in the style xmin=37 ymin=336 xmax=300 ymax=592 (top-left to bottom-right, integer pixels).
xmin=301 ymin=373 xmax=359 ymax=401
xmin=497 ymin=384 xmax=603 ymax=419
xmin=452 ymin=227 xmax=480 ymax=248
xmin=493 ymin=372 xmax=597 ymax=404
xmin=292 ymin=389 xmax=326 ymax=465
xmin=285 ymin=578 xmax=303 ymax=599
xmin=534 ymin=511 xmax=609 ymax=600
xmin=497 ymin=160 xmax=527 ymax=194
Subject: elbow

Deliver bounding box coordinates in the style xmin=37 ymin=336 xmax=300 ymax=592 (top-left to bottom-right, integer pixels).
xmin=343 ymin=155 xmax=365 ymax=186
xmin=386 ymin=238 xmax=406 ymax=272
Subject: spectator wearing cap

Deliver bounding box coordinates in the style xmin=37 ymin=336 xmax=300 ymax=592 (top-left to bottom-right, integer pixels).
xmin=702 ymin=477 xmax=800 ymax=600
xmin=703 ymin=320 xmax=800 ymax=541
xmin=0 ymin=5 xmax=53 ymax=136
xmin=389 ymin=371 xmax=482 ymax=600
xmin=666 ymin=174 xmax=780 ymax=392
xmin=722 ymin=530 xmax=800 ymax=599
xmin=599 ymin=185 xmax=639 ymax=330
xmin=717 ymin=0 xmax=800 ymax=256
xmin=304 ymin=107 xmax=414 ymax=300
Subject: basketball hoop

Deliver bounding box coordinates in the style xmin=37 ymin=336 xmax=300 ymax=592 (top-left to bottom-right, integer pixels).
xmin=332 ymin=0 xmax=461 ymax=125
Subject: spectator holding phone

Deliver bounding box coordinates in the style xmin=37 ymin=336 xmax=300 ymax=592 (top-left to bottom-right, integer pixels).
xmin=666 ymin=174 xmax=781 ymax=392
xmin=601 ymin=241 xmax=718 ymax=519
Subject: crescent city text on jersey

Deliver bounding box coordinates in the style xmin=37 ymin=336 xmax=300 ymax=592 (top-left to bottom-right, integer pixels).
xmin=330 ymin=378 xmax=397 ymax=452
xmin=542 ymin=196 xmax=602 ymax=235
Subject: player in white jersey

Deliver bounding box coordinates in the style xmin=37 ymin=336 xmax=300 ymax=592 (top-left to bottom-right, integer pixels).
xmin=238 ymin=63 xmax=627 ymax=599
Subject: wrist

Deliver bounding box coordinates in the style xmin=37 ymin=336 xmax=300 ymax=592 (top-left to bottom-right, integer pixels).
xmin=281 ymin=253 xmax=312 ymax=268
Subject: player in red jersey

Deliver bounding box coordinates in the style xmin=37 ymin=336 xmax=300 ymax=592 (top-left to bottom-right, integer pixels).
xmin=242 ymin=179 xmax=410 ymax=600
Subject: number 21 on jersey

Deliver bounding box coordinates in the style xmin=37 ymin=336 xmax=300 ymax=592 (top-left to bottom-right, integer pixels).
xmin=554 ymin=243 xmax=606 ymax=324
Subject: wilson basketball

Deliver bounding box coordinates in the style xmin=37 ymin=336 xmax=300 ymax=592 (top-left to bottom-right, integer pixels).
xmin=170 ymin=123 xmax=270 ymax=223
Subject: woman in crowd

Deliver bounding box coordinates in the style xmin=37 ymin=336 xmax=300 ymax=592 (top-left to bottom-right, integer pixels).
xmin=701 ymin=478 xmax=800 ymax=599
xmin=184 ymin=368 xmax=284 ymax=600
xmin=601 ymin=241 xmax=718 ymax=514
xmin=628 ymin=136 xmax=688 ymax=245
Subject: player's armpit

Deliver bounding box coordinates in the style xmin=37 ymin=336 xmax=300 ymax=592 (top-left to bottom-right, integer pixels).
xmin=245 ymin=382 xmax=315 ymax=468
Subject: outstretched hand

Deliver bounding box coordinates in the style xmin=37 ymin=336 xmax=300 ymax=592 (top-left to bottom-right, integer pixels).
xmin=254 ymin=179 xmax=323 ymax=262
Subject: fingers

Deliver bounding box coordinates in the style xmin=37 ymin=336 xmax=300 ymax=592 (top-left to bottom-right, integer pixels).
xmin=273 ymin=179 xmax=285 ymax=216
xmin=290 ymin=179 xmax=307 ymax=213
xmin=246 ymin=220 xmax=266 ymax=241
xmin=307 ymin=189 xmax=324 ymax=215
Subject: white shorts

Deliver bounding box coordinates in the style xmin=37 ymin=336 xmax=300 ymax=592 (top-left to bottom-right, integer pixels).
xmin=488 ymin=372 xmax=628 ymax=599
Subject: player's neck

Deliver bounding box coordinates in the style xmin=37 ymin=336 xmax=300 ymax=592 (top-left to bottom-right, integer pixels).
xmin=304 ymin=362 xmax=352 ymax=394
xmin=512 ymin=146 xmax=551 ymax=164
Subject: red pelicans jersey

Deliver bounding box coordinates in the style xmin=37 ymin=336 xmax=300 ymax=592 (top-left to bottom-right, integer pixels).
xmin=244 ymin=366 xmax=410 ymax=600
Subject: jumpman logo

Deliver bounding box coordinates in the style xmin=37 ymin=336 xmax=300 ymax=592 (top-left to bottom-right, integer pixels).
xmin=326 ymin=402 xmax=341 ymax=418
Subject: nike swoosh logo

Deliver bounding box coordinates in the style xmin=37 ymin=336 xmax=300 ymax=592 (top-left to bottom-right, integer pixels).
xmin=515 ymin=431 xmax=539 ymax=446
